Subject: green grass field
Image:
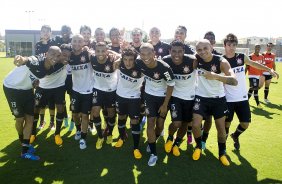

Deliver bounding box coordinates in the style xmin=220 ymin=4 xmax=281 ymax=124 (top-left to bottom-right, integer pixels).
xmin=0 ymin=57 xmax=281 ymax=184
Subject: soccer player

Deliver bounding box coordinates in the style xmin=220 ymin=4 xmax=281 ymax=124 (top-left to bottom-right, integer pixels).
xmin=174 ymin=25 xmax=195 ymax=55
xmin=54 ymin=25 xmax=72 ymax=46
xmin=90 ymin=42 xmax=119 ymax=150
xmin=113 ymin=48 xmax=144 ymax=159
xmin=108 ymin=27 xmax=122 ymax=53
xmin=148 ymin=27 xmax=170 ymax=59
xmin=192 ymin=39 xmax=238 ymax=166
xmin=80 ymin=25 xmax=95 ymax=49
xmin=3 ymin=46 xmax=62 ymax=160
xmin=247 ymin=44 xmax=264 ymax=108
xmin=223 ymin=34 xmax=278 ymax=151
xmin=130 ymin=28 xmax=143 ymax=53
xmin=69 ymin=34 xmax=94 ymax=149
xmin=136 ymin=43 xmax=175 ymax=166
xmin=259 ymin=42 xmax=277 ymax=103
xmin=163 ymin=40 xmax=196 ymax=157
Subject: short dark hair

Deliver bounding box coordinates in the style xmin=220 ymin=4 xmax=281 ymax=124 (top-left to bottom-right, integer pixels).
xmin=204 ymin=31 xmax=215 ymax=39
xmin=267 ymin=42 xmax=273 ymax=47
xmin=122 ymin=48 xmax=137 ymax=60
xmin=95 ymin=28 xmax=105 ymax=35
xmin=80 ymin=25 xmax=91 ymax=34
xmin=131 ymin=28 xmax=143 ymax=36
xmin=95 ymin=42 xmax=108 ymax=48
xmin=41 ymin=25 xmax=51 ymax=32
xmin=61 ymin=25 xmax=72 ymax=33
xmin=176 ymin=25 xmax=187 ymax=34
xmin=170 ymin=40 xmax=185 ymax=49
xmin=224 ymin=33 xmax=238 ymax=45
xmin=60 ymin=44 xmax=72 ymax=52
xmin=109 ymin=27 xmax=120 ymax=37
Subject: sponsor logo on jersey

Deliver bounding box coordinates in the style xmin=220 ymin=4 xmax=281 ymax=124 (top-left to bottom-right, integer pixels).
xmin=71 ymin=64 xmax=88 ymax=70
xmin=174 ymin=74 xmax=191 ymax=80
xmin=233 ymin=66 xmax=244 ymax=73
xmin=95 ymin=71 xmax=111 ymax=78
xmin=120 ymin=73 xmax=138 ymax=83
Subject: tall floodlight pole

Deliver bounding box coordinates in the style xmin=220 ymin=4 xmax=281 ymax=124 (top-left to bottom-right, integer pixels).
xmin=25 ymin=10 xmax=34 ymax=29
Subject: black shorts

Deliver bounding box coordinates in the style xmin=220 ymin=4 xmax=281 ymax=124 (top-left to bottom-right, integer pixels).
xmin=249 ymin=78 xmax=259 ymax=88
xmin=116 ymin=95 xmax=141 ymax=119
xmin=170 ymin=96 xmax=194 ymax=122
xmin=263 ymin=74 xmax=272 ymax=81
xmin=92 ymin=88 xmax=116 ymax=108
xmin=225 ymin=100 xmax=251 ymax=123
xmin=35 ymin=86 xmax=65 ymax=108
xmin=65 ymin=74 xmax=73 ymax=96
xmin=144 ymin=93 xmax=167 ymax=118
xmin=3 ymin=85 xmax=34 ymax=118
xmin=71 ymin=91 xmax=92 ymax=114
xmin=193 ymin=95 xmax=228 ymax=120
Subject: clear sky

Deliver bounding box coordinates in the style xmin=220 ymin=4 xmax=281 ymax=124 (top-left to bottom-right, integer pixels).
xmin=1 ymin=0 xmax=282 ymax=41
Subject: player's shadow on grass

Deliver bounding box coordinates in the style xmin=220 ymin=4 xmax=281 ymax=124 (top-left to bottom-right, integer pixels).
xmin=251 ymin=105 xmax=278 ymax=119
xmin=261 ymin=102 xmax=282 ymax=111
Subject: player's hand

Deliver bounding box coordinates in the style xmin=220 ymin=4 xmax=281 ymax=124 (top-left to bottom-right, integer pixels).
xmin=14 ymin=55 xmax=27 ymax=66
xmin=158 ymin=104 xmax=168 ymax=118
xmin=269 ymin=69 xmax=279 ymax=79
xmin=199 ymin=69 xmax=218 ymax=80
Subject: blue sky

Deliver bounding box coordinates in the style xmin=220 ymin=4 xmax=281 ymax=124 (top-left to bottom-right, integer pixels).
xmin=1 ymin=0 xmax=282 ymax=41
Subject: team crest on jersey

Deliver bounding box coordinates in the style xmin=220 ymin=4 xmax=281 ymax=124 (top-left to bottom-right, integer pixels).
xmin=12 ymin=108 xmax=19 ymax=116
xmin=158 ymin=48 xmax=163 ymax=53
xmin=193 ymin=102 xmax=200 ymax=110
xmin=211 ymin=64 xmax=217 ymax=72
xmin=183 ymin=65 xmax=190 ymax=73
xmin=153 ymin=72 xmax=160 ymax=79
xmin=237 ymin=58 xmax=243 ymax=65
xmin=104 ymin=65 xmax=111 ymax=72
xmin=131 ymin=70 xmax=138 ymax=77
xmin=92 ymin=97 xmax=97 ymax=104
xmin=171 ymin=110 xmax=177 ymax=118
xmin=80 ymin=56 xmax=86 ymax=63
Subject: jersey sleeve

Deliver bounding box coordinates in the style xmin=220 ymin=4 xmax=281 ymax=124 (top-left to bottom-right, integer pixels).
xmin=26 ymin=56 xmax=47 ymax=78
xmin=162 ymin=66 xmax=175 ymax=86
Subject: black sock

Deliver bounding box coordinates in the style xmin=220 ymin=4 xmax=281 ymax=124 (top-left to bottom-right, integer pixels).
xmin=18 ymin=134 xmax=23 ymax=143
xmin=225 ymin=127 xmax=230 ymax=135
xmin=63 ymin=105 xmax=68 ymax=119
xmin=202 ymin=132 xmax=209 ymax=143
xmin=22 ymin=139 xmax=30 ymax=154
xmin=93 ymin=117 xmax=103 ymax=138
xmin=254 ymin=90 xmax=260 ymax=105
xmin=173 ymin=137 xmax=182 ymax=147
xmin=167 ymin=135 xmax=174 ymax=142
xmin=187 ymin=126 xmax=192 ymax=136
xmin=75 ymin=123 xmax=81 ymax=132
xmin=248 ymin=88 xmax=253 ymax=99
xmin=118 ymin=119 xmax=126 ymax=140
xmin=234 ymin=124 xmax=246 ymax=138
xmin=264 ymin=87 xmax=269 ymax=99
xmin=32 ymin=113 xmax=39 ymax=135
xmin=195 ymin=137 xmax=202 ymax=149
xmin=55 ymin=112 xmax=64 ymax=135
xmin=40 ymin=114 xmax=45 ymax=122
xmin=107 ymin=117 xmax=116 ymax=136
xmin=148 ymin=142 xmax=156 ymax=155
xmin=218 ymin=142 xmax=226 ymax=157
xmin=50 ymin=115 xmax=55 ymax=123
xmin=131 ymin=123 xmax=140 ymax=149
xmin=81 ymin=132 xmax=87 ymax=139
xmin=89 ymin=120 xmax=94 ymax=129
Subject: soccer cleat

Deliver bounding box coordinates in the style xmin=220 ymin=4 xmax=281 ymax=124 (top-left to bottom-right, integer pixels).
xmin=219 ymin=155 xmax=230 ymax=166
xmin=55 ymin=135 xmax=63 ymax=145
xmin=257 ymin=104 xmax=263 ymax=109
xmin=79 ymin=139 xmax=87 ymax=150
xmin=74 ymin=131 xmax=81 ymax=140
xmin=29 ymin=135 xmax=36 ymax=144
xmin=27 ymin=144 xmax=36 ymax=154
xmin=64 ymin=118 xmax=69 ymax=127
xmin=106 ymin=135 xmax=113 ymax=144
xmin=264 ymin=99 xmax=270 ymax=104
xmin=164 ymin=140 xmax=173 ymax=153
xmin=201 ymin=141 xmax=206 ymax=150
xmin=38 ymin=120 xmax=46 ymax=129
xmin=148 ymin=154 xmax=158 ymax=166
xmin=230 ymin=133 xmax=240 ymax=150
xmin=192 ymin=148 xmax=202 ymax=161
xmin=146 ymin=145 xmax=151 ymax=153
xmin=133 ymin=149 xmax=142 ymax=159
xmin=114 ymin=138 xmax=124 ymax=148
xmin=172 ymin=145 xmax=180 ymax=157
xmin=21 ymin=152 xmax=40 ymax=161
xmin=96 ymin=138 xmax=104 ymax=150
xmin=160 ymin=129 xmax=165 ymax=136
xmin=187 ymin=134 xmax=193 ymax=144
xmin=49 ymin=121 xmax=55 ymax=130
xmin=88 ymin=125 xmax=97 ymax=134
xmin=68 ymin=121 xmax=74 ymax=132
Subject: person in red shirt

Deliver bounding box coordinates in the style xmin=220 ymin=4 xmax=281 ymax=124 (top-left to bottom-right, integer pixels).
xmin=247 ymin=44 xmax=264 ymax=107
xmin=259 ymin=43 xmax=279 ymax=103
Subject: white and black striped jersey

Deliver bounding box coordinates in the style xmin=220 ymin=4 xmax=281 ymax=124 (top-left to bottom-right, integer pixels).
xmin=223 ymin=53 xmax=247 ymax=102
xmin=69 ymin=50 xmax=93 ymax=94
xmin=195 ymin=54 xmax=225 ymax=98
xmin=116 ymin=62 xmax=144 ymax=99
xmin=3 ymin=56 xmax=47 ymax=90
xmin=35 ymin=39 xmax=55 ymax=55
xmin=163 ymin=55 xmax=196 ymax=100
xmin=136 ymin=58 xmax=175 ymax=97
xmin=91 ymin=56 xmax=118 ymax=92
xmin=39 ymin=63 xmax=66 ymax=89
